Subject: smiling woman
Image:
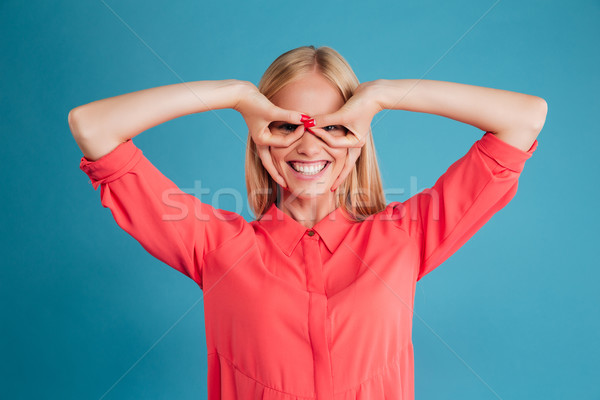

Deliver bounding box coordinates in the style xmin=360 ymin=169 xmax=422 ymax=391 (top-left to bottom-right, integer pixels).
xmin=264 ymin=69 xmax=375 ymax=224
xmin=70 ymin=44 xmax=545 ymax=399
xmin=246 ymin=46 xmax=387 ymax=226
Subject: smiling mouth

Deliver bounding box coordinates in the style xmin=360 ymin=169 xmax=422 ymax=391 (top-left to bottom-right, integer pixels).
xmin=287 ymin=161 xmax=330 ymax=175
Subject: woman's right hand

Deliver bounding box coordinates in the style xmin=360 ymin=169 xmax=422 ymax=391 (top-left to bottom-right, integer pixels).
xmin=233 ymin=81 xmax=304 ymax=189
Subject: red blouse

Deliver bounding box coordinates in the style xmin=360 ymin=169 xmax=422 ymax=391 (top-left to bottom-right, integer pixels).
xmin=80 ymin=132 xmax=537 ymax=399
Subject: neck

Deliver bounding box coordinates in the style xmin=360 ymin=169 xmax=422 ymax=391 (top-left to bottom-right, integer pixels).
xmin=276 ymin=187 xmax=338 ymax=228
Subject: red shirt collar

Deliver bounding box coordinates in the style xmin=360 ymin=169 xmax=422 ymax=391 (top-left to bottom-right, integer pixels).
xmin=256 ymin=203 xmax=358 ymax=256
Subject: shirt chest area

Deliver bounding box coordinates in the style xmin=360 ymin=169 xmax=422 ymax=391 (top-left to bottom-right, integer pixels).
xmin=201 ymin=226 xmax=419 ymax=387
xmin=202 ymin=225 xmax=420 ymax=318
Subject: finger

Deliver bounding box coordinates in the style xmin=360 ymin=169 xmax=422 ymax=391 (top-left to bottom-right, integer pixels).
xmin=257 ymin=144 xmax=287 ymax=189
xmin=265 ymin=124 xmax=305 ymax=147
xmin=331 ymin=147 xmax=359 ymax=191
xmin=312 ymin=111 xmax=345 ymax=130
xmin=269 ymin=106 xmax=304 ymax=126
xmin=253 ymin=124 xmax=301 ymax=147
xmin=331 ymin=147 xmax=361 ymax=191
xmin=307 ymin=127 xmax=339 ymax=147
xmin=310 ymin=127 xmax=363 ymax=148
xmin=350 ymin=130 xmax=367 ymax=148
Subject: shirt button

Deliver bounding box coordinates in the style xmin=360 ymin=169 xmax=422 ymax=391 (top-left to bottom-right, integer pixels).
xmin=307 ymin=230 xmax=315 ymax=237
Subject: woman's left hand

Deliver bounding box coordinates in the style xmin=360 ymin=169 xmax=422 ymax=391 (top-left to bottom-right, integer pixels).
xmin=310 ymin=80 xmax=384 ymax=191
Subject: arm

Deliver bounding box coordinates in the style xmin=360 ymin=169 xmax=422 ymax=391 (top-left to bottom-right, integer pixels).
xmin=312 ymin=79 xmax=544 ymax=279
xmin=70 ymin=80 xmax=251 ymax=287
xmin=373 ymin=79 xmax=548 ymax=151
xmin=371 ymin=80 xmax=544 ymax=279
xmin=68 ymin=79 xmax=303 ymax=187
xmin=71 ymin=80 xmax=303 ymax=286
xmin=68 ymin=79 xmax=247 ymax=160
xmin=407 ymin=132 xmax=537 ymax=280
xmin=310 ymin=79 xmax=547 ymax=190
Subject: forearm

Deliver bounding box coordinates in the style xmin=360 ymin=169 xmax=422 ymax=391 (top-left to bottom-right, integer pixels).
xmin=69 ymin=79 xmax=246 ymax=160
xmin=374 ymin=79 xmax=547 ymax=150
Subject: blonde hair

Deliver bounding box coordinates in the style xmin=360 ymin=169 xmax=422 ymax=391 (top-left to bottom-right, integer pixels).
xmin=245 ymin=45 xmax=387 ymax=221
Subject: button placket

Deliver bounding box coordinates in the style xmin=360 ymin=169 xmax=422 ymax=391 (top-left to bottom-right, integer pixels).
xmin=302 ymin=230 xmax=334 ymax=398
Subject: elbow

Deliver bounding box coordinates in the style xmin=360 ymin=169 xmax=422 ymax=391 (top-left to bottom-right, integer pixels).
xmin=529 ymin=97 xmax=548 ymax=136
xmin=68 ymin=106 xmax=86 ymax=139
xmin=68 ymin=106 xmax=97 ymax=141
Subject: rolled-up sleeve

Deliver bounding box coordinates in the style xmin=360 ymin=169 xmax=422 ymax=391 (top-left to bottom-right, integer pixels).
xmin=391 ymin=132 xmax=538 ymax=281
xmin=79 ymin=139 xmax=245 ymax=289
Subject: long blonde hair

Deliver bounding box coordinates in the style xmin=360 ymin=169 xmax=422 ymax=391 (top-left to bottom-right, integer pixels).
xmin=245 ymin=45 xmax=386 ymax=221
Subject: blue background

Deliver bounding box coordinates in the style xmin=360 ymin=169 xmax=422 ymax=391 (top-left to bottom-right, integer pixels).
xmin=1 ymin=0 xmax=598 ymax=398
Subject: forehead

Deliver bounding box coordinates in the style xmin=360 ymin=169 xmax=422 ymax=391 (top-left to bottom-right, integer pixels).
xmin=270 ymin=72 xmax=345 ymax=115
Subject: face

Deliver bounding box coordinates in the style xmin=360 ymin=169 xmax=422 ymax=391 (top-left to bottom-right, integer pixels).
xmin=269 ymin=72 xmax=349 ymax=199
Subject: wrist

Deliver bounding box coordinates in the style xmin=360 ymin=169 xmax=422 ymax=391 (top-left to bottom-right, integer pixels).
xmin=231 ymin=80 xmax=258 ymax=112
xmin=182 ymin=80 xmax=248 ymax=113
xmin=359 ymin=79 xmax=392 ymax=112
xmin=371 ymin=79 xmax=414 ymax=111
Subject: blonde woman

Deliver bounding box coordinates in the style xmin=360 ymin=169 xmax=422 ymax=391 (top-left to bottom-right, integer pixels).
xmin=69 ymin=45 xmax=546 ymax=399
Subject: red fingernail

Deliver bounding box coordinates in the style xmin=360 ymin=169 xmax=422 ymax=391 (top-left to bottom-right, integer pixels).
xmin=300 ymin=114 xmax=311 ymax=121
xmin=303 ymin=118 xmax=315 ymax=128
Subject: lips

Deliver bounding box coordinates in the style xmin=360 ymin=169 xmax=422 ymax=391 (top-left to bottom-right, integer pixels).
xmin=286 ymin=161 xmax=331 ymax=179
xmin=288 ymin=161 xmax=328 ymax=173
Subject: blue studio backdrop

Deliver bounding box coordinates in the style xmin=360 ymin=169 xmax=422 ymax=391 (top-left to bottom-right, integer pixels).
xmin=1 ymin=0 xmax=598 ymax=399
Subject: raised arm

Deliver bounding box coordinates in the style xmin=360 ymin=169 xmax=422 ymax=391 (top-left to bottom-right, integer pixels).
xmin=372 ymin=79 xmax=548 ymax=151
xmin=69 ymin=80 xmax=305 ymax=286
xmin=68 ymin=79 xmax=304 ymax=187
xmin=311 ymin=79 xmax=547 ymax=190
xmin=68 ymin=80 xmax=248 ymax=160
xmin=311 ymin=79 xmax=546 ymax=279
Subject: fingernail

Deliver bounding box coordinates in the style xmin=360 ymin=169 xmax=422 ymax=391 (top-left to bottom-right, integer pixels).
xmin=300 ymin=114 xmax=311 ymax=121
xmin=303 ymin=118 xmax=315 ymax=128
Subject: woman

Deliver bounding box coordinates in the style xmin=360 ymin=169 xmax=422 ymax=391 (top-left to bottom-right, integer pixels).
xmin=70 ymin=45 xmax=546 ymax=399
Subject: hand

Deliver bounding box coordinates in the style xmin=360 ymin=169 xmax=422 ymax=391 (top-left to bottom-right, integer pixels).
xmin=310 ymin=81 xmax=384 ymax=191
xmin=234 ymin=82 xmax=304 ymax=189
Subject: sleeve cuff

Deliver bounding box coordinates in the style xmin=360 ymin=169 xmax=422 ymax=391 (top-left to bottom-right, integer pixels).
xmin=79 ymin=139 xmax=143 ymax=190
xmin=476 ymin=131 xmax=538 ymax=172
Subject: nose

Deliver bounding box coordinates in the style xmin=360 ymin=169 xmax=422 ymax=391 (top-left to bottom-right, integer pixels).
xmin=295 ymin=128 xmax=326 ymax=157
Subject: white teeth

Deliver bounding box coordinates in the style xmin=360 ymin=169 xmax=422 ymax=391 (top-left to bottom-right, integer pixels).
xmin=290 ymin=161 xmax=327 ymax=175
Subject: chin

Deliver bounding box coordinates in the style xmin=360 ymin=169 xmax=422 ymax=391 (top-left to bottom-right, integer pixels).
xmin=283 ymin=184 xmax=332 ymax=199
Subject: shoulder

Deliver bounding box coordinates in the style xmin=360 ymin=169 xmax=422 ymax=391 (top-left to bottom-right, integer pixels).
xmin=358 ymin=202 xmax=419 ymax=238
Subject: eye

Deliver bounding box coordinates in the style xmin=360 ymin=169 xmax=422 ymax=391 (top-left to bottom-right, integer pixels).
xmin=277 ymin=123 xmax=299 ymax=133
xmin=324 ymin=125 xmax=348 ymax=135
